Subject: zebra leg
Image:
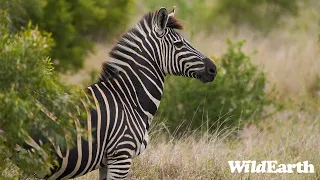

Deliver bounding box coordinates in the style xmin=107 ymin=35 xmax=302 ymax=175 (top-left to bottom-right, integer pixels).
xmin=99 ymin=167 xmax=109 ymax=180
xmin=99 ymin=157 xmax=132 ymax=180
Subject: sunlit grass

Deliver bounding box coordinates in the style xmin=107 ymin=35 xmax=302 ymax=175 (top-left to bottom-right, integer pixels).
xmin=76 ymin=106 xmax=319 ymax=179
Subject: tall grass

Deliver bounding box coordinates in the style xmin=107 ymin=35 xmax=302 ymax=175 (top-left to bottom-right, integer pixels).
xmin=75 ymin=105 xmax=319 ymax=179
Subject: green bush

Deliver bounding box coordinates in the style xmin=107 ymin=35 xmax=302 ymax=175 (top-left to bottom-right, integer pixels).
xmin=0 ymin=0 xmax=134 ymax=71
xmin=0 ymin=11 xmax=86 ymax=178
xmin=156 ymin=40 xmax=275 ymax=133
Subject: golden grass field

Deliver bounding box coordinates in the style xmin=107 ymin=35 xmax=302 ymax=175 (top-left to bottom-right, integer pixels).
xmin=69 ymin=3 xmax=320 ymax=180
xmin=75 ymin=107 xmax=320 ymax=180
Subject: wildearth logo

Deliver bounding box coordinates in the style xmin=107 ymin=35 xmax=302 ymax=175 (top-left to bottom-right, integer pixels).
xmin=228 ymin=161 xmax=315 ymax=173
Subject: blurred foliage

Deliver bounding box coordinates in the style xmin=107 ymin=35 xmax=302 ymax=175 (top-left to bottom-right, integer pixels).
xmin=143 ymin=0 xmax=299 ymax=32
xmin=0 ymin=11 xmax=87 ymax=178
xmin=157 ymin=40 xmax=277 ymax=132
xmin=0 ymin=0 xmax=134 ymax=72
xmin=212 ymin=0 xmax=299 ymax=30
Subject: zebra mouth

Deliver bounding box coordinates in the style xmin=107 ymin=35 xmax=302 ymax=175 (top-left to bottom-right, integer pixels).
xmin=197 ymin=73 xmax=215 ymax=83
xmin=196 ymin=58 xmax=217 ymax=83
xmin=194 ymin=70 xmax=215 ymax=83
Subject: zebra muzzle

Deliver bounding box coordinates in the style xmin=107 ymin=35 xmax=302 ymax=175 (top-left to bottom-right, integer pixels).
xmin=197 ymin=58 xmax=217 ymax=83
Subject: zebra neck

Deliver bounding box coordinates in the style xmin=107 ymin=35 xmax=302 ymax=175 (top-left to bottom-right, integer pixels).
xmin=102 ymin=54 xmax=165 ymax=128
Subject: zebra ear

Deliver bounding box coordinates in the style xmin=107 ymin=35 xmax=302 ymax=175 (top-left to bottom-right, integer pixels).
xmin=168 ymin=6 xmax=176 ymax=17
xmin=156 ymin=7 xmax=169 ymax=34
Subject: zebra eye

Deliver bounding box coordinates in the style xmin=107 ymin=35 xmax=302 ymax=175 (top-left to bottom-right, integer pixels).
xmin=173 ymin=40 xmax=184 ymax=48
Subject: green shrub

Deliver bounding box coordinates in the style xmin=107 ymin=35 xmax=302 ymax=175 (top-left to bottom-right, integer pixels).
xmin=0 ymin=0 xmax=134 ymax=71
xmin=0 ymin=11 xmax=86 ymax=178
xmin=156 ymin=40 xmax=275 ymax=133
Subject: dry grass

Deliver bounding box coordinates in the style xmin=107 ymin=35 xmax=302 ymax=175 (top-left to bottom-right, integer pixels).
xmin=130 ymin=110 xmax=320 ymax=180
xmin=132 ymin=107 xmax=320 ymax=179
xmin=75 ymin=107 xmax=319 ymax=180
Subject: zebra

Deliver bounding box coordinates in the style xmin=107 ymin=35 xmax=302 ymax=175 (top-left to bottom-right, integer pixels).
xmin=41 ymin=7 xmax=217 ymax=180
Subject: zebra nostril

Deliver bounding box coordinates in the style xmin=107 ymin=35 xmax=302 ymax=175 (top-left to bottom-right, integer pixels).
xmin=203 ymin=58 xmax=217 ymax=76
xmin=208 ymin=68 xmax=216 ymax=75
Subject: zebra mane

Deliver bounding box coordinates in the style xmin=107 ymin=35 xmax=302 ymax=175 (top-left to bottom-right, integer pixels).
xmin=99 ymin=11 xmax=183 ymax=82
xmin=167 ymin=15 xmax=183 ymax=30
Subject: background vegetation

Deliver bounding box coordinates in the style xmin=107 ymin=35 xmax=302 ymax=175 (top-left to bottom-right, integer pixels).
xmin=143 ymin=0 xmax=300 ymax=32
xmin=0 ymin=11 xmax=87 ymax=178
xmin=0 ymin=0 xmax=319 ymax=179
xmin=0 ymin=0 xmax=133 ymax=71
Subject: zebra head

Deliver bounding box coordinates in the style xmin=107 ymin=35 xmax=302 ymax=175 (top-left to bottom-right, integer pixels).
xmin=153 ymin=7 xmax=217 ymax=83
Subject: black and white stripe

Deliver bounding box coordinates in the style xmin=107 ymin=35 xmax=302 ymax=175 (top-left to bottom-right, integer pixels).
xmin=43 ymin=7 xmax=217 ymax=180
